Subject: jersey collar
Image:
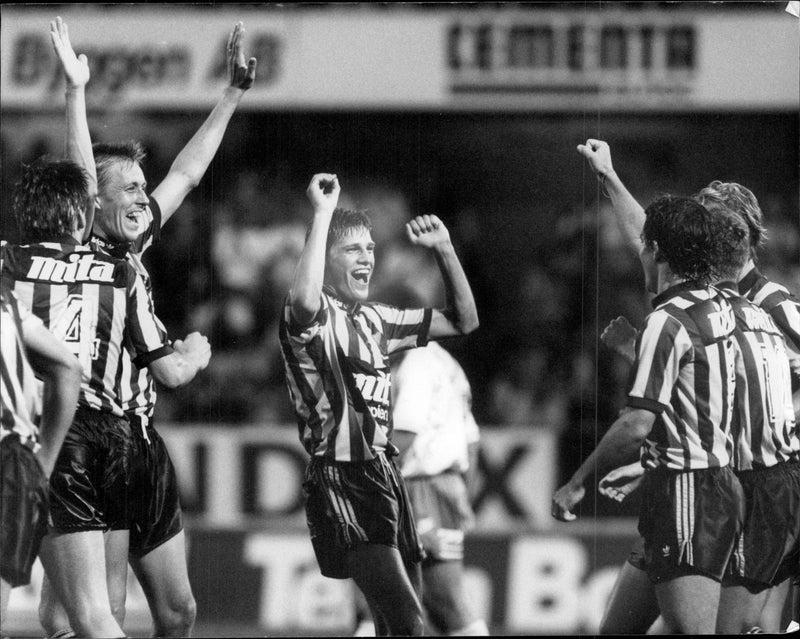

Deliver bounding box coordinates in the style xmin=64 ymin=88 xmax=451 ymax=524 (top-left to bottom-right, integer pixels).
xmin=89 ymin=233 xmax=130 ymax=259
xmin=651 ymin=280 xmax=707 ymax=308
xmin=323 ymin=284 xmax=361 ymax=314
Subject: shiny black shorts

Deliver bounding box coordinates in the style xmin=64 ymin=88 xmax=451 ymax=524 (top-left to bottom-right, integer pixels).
xmin=638 ymin=465 xmax=744 ymax=584
xmin=48 ymin=407 xmax=133 ymax=533
xmin=127 ymin=415 xmax=183 ymax=558
xmin=303 ymin=453 xmax=424 ymax=579
xmin=0 ymin=436 xmax=49 ymax=587
xmin=725 ymin=461 xmax=800 ymax=591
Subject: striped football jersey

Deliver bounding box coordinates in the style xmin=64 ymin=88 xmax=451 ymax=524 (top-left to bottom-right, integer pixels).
xmin=739 ymin=266 xmax=800 ymax=355
xmin=627 ymin=283 xmax=738 ymax=471
xmin=716 ymin=282 xmax=798 ymax=470
xmin=0 ymin=286 xmax=43 ymax=449
xmin=280 ymin=286 xmax=432 ymax=461
xmin=89 ymin=198 xmax=165 ymax=418
xmin=1 ymin=238 xmax=171 ymax=417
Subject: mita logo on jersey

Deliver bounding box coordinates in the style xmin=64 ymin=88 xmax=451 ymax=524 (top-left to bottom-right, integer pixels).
xmin=354 ymin=371 xmax=391 ymax=422
xmin=25 ymin=253 xmax=115 ymax=284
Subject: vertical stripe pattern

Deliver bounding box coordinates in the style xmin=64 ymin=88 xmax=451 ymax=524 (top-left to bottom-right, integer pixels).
xmin=280 ymin=288 xmax=431 ymax=461
xmin=716 ymin=283 xmax=797 ymax=469
xmin=628 ymin=284 xmax=737 ymax=470
xmin=0 ymin=287 xmax=42 ymax=449
xmin=1 ymin=240 xmax=169 ymax=416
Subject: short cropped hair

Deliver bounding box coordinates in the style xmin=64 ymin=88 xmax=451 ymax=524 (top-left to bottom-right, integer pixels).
xmin=695 ymin=181 xmax=765 ymax=257
xmin=304 ymin=207 xmax=374 ymax=251
xmin=93 ymin=141 xmax=147 ymax=192
xmin=642 ymin=194 xmax=749 ymax=285
xmin=13 ymin=157 xmax=89 ymax=243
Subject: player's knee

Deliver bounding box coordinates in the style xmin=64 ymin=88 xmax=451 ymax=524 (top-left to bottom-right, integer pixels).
xmin=154 ymin=592 xmax=196 ymax=635
xmin=38 ymin=596 xmax=71 ymax=635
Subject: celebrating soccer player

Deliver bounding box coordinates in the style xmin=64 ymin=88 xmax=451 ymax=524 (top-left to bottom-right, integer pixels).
xmin=279 ymin=174 xmax=478 ymax=635
xmin=551 ymin=194 xmax=747 ymax=634
xmin=35 ymin=19 xmax=255 ymax=639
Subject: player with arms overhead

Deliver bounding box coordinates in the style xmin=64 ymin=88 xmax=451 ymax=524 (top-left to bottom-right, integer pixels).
xmin=37 ymin=19 xmax=255 ymax=639
xmin=279 ymin=174 xmax=478 ymax=636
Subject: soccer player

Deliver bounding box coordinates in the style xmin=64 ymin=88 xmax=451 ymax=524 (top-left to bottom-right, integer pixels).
xmin=551 ymin=194 xmax=746 ymax=634
xmin=578 ymin=139 xmax=800 ymax=633
xmin=4 ymin=19 xmax=210 ymax=638
xmin=279 ymin=174 xmax=479 ymax=636
xmin=0 ymin=285 xmax=82 ymax=630
xmin=37 ymin=19 xmax=256 ymax=639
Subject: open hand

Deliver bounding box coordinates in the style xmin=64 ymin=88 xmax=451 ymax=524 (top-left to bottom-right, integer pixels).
xmin=598 ymin=463 xmax=645 ymax=502
xmin=50 ymin=16 xmax=89 ymax=90
xmin=227 ymin=22 xmax=257 ymax=90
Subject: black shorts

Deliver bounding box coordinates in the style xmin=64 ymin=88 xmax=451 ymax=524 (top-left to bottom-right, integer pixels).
xmin=405 ymin=471 xmax=474 ymax=562
xmin=303 ymin=452 xmax=424 ymax=579
xmin=0 ymin=435 xmax=49 ymax=587
xmin=725 ymin=461 xmax=800 ymax=590
xmin=638 ymin=465 xmax=744 ymax=584
xmin=48 ymin=406 xmax=133 ymax=533
xmin=127 ymin=415 xmax=183 ymax=558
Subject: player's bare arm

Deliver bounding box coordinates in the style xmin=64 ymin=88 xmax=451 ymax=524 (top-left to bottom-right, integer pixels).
xmin=551 ymin=407 xmax=654 ymax=522
xmin=577 ymin=138 xmax=645 ymax=251
xmin=21 ymin=315 xmax=82 ymax=477
xmin=601 ymin=316 xmax=638 ymax=365
xmin=288 ymin=173 xmax=340 ymax=325
xmin=151 ymin=21 xmax=257 ymax=224
xmin=405 ymin=215 xmax=479 ymax=338
xmin=52 ymin=16 xmax=96 ymax=237
xmin=598 ymin=461 xmax=645 ymax=503
xmin=147 ymin=331 xmax=211 ymax=389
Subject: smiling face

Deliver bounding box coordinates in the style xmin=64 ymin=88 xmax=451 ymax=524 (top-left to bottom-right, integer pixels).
xmin=324 ymin=227 xmax=375 ymax=304
xmin=94 ymin=159 xmax=149 ymax=243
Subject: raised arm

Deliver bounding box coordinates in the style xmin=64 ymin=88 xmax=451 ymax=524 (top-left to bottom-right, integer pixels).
xmin=551 ymin=407 xmax=653 ymax=522
xmin=405 ymin=215 xmax=479 ymax=339
xmin=577 ymin=139 xmax=644 ymax=251
xmin=21 ymin=314 xmax=82 ymax=477
xmin=288 ymin=174 xmax=341 ymax=326
xmin=151 ymin=22 xmax=257 ymax=224
xmin=147 ymin=331 xmax=211 ymax=388
xmin=51 ymin=16 xmax=96 ymax=238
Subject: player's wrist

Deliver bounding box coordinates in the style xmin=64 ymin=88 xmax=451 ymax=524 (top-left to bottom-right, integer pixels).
xmin=223 ymin=85 xmax=247 ymax=100
xmin=597 ymin=168 xmax=616 ymax=183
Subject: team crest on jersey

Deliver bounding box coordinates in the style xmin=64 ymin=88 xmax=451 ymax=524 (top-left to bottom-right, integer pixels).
xmin=25 ymin=253 xmax=115 ymax=284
